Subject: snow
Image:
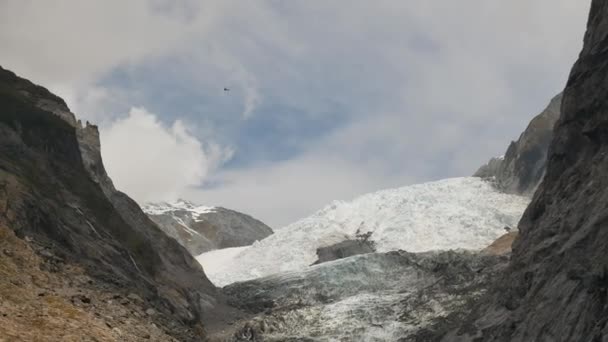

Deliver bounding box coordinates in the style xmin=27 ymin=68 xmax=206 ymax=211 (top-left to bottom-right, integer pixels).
xmin=174 ymin=217 xmax=201 ymax=237
xmin=142 ymin=199 xmax=216 ymax=218
xmin=197 ymin=177 xmax=529 ymax=287
xmin=195 ymin=246 xmax=249 ymax=277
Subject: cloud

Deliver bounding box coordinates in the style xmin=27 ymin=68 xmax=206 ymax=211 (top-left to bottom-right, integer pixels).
xmin=101 ymin=107 xmax=233 ymax=203
xmin=0 ymin=1 xmax=195 ymax=86
xmin=186 ymin=154 xmax=414 ymax=228
xmin=0 ymin=0 xmax=593 ymax=226
xmin=0 ymin=0 xmax=265 ymax=120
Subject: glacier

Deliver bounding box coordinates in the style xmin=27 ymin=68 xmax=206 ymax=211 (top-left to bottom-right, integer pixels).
xmin=210 ymin=250 xmax=508 ymax=341
xmin=197 ymin=177 xmax=529 ymax=287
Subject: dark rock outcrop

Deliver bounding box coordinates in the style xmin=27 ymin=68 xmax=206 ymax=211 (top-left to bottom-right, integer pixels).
xmin=440 ymin=2 xmax=608 ymax=340
xmin=312 ymin=236 xmax=376 ymax=265
xmin=0 ymin=66 xmax=222 ymax=340
xmin=144 ymin=200 xmax=274 ymax=255
xmin=474 ymin=93 xmax=562 ymax=195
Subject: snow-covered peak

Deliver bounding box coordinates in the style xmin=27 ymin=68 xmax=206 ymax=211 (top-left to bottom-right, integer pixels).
xmin=142 ymin=199 xmax=216 ymax=218
xmin=143 ymin=199 xmax=273 ymax=255
xmin=197 ymin=177 xmax=530 ymax=286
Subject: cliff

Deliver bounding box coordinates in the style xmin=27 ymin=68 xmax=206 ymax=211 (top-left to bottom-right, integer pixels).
xmin=475 ymin=93 xmax=562 ymax=195
xmin=0 ymin=66 xmax=220 ymax=340
xmin=444 ymin=1 xmax=608 ymax=340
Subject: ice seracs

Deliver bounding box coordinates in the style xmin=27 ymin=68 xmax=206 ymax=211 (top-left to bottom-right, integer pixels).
xmin=214 ymin=250 xmax=508 ymax=341
xmin=197 ymin=177 xmax=529 ymax=287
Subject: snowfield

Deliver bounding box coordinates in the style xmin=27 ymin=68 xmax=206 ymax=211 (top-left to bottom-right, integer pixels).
xmin=196 ymin=246 xmax=249 ymax=278
xmin=197 ymin=177 xmax=529 ymax=287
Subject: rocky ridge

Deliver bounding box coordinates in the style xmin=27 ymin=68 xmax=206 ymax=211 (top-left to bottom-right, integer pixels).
xmin=0 ymin=66 xmax=231 ymax=340
xmin=475 ymin=92 xmax=562 ymax=195
xmin=144 ymin=200 xmax=273 ymax=255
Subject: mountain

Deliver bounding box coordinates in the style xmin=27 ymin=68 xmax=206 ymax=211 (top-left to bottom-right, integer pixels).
xmin=0 ymin=66 xmax=229 ymax=340
xmin=474 ymin=92 xmax=562 ymax=195
xmin=438 ymin=1 xmax=608 ymax=340
xmin=143 ymin=200 xmax=274 ymax=255
xmin=197 ymin=177 xmax=529 ymax=287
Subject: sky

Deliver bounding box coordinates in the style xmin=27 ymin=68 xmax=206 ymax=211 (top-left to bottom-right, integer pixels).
xmin=0 ymin=1 xmax=591 ymax=227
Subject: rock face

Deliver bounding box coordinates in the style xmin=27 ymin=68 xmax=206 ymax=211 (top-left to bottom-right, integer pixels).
xmin=0 ymin=225 xmax=178 ymax=341
xmin=144 ymin=200 xmax=274 ymax=255
xmin=441 ymin=2 xmax=608 ymax=340
xmin=0 ymin=66 xmax=221 ymax=340
xmin=474 ymin=93 xmax=562 ymax=195
xmin=312 ymin=234 xmax=376 ymax=265
xmin=210 ymin=250 xmax=508 ymax=341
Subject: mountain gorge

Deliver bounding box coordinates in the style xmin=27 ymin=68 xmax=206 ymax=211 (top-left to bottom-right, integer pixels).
xmin=2 ymin=1 xmax=607 ymax=341
xmin=475 ymin=93 xmax=562 ymax=195
xmin=0 ymin=62 xmax=567 ymax=341
xmin=199 ymin=2 xmax=608 ymax=338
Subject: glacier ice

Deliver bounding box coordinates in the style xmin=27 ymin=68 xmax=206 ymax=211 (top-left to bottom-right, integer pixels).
xmin=198 ymin=177 xmax=528 ymax=287
xmin=218 ymin=250 xmax=506 ymax=341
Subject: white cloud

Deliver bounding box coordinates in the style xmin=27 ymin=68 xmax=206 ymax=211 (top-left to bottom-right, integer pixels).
xmin=0 ymin=0 xmax=593 ymax=226
xmin=101 ymin=107 xmax=233 ymax=203
xmin=0 ymin=0 xmax=266 ymax=120
xmin=0 ymin=1 xmax=194 ymax=85
xmin=186 ymin=154 xmax=415 ymax=228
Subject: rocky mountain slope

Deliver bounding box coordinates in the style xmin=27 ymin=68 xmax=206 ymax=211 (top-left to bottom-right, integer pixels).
xmin=198 ymin=177 xmax=529 ymax=287
xmin=143 ymin=200 xmax=273 ymax=255
xmin=438 ymin=1 xmax=608 ymax=340
xmin=0 ymin=224 xmax=178 ymax=341
xmin=0 ymin=66 xmax=230 ymax=341
xmin=475 ymin=92 xmax=562 ymax=195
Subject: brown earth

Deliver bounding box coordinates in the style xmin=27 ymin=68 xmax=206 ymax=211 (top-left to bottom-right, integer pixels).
xmin=0 ymin=225 xmax=177 ymax=342
xmin=482 ymin=231 xmax=518 ymax=256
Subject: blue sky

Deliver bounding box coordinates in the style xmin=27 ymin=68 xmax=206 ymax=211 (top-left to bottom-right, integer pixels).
xmin=0 ymin=1 xmax=591 ymax=227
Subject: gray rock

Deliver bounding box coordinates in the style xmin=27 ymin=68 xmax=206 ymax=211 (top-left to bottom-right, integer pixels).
xmin=312 ymin=238 xmax=375 ymax=265
xmin=127 ymin=293 xmax=143 ymax=303
xmin=474 ymin=92 xmax=562 ymax=195
xmin=439 ymin=2 xmax=608 ymax=340
xmin=144 ymin=201 xmax=274 ymax=255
